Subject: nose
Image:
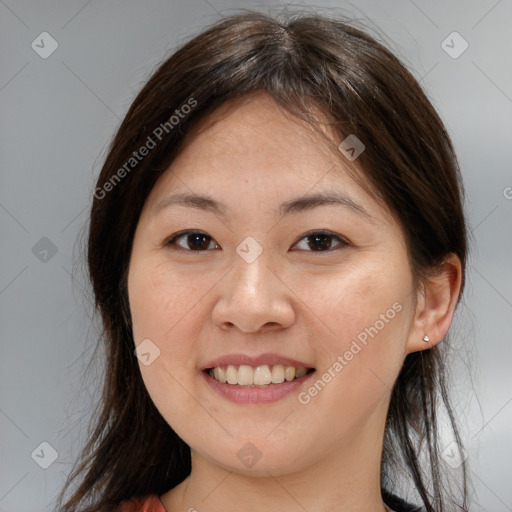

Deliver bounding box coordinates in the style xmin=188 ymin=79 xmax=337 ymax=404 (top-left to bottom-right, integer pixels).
xmin=212 ymin=249 xmax=296 ymax=334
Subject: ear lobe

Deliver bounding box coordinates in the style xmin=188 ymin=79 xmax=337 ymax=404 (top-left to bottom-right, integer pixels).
xmin=406 ymin=253 xmax=463 ymax=354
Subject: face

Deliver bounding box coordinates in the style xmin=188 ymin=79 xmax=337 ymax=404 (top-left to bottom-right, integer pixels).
xmin=127 ymin=92 xmax=419 ymax=476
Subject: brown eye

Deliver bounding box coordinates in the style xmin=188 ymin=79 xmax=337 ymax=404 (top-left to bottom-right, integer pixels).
xmin=292 ymin=231 xmax=349 ymax=252
xmin=165 ymin=231 xmax=219 ymax=252
xmin=164 ymin=230 xmax=349 ymax=254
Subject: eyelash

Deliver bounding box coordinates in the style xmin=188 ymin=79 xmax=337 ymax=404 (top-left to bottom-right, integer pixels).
xmin=163 ymin=230 xmax=350 ymax=254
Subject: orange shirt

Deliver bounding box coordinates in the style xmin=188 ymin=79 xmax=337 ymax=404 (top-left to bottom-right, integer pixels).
xmin=116 ymin=494 xmax=166 ymax=512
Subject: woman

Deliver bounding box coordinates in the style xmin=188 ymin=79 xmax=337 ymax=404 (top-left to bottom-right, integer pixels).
xmin=56 ymin=11 xmax=470 ymax=512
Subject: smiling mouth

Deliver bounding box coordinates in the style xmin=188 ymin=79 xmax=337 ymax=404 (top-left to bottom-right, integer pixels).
xmin=205 ymin=364 xmax=315 ymax=387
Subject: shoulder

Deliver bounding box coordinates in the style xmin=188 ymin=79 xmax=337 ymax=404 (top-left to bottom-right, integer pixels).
xmin=115 ymin=494 xmax=167 ymax=512
xmin=393 ymin=505 xmax=425 ymax=512
xmin=384 ymin=492 xmax=424 ymax=512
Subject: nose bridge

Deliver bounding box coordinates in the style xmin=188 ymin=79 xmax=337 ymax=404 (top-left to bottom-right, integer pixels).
xmin=212 ymin=238 xmax=294 ymax=333
xmin=231 ymin=240 xmax=274 ymax=304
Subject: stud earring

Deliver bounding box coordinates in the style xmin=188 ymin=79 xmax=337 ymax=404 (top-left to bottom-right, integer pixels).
xmin=423 ymin=335 xmax=430 ymax=342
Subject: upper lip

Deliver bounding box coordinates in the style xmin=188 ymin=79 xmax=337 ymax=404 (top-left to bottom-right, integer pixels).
xmin=201 ymin=353 xmax=314 ymax=370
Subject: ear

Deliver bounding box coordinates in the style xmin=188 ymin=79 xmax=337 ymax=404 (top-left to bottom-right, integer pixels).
xmin=406 ymin=253 xmax=463 ymax=354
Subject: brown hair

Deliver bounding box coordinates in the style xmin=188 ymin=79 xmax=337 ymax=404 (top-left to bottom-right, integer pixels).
xmin=56 ymin=10 xmax=469 ymax=512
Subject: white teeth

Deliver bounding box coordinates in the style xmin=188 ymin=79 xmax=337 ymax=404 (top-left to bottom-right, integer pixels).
xmin=226 ymin=365 xmax=238 ymax=384
xmin=209 ymin=364 xmax=311 ymax=386
xmin=237 ymin=365 xmax=254 ymax=385
xmin=253 ymin=365 xmax=272 ymax=385
xmin=284 ymin=366 xmax=296 ymax=381
xmin=271 ymin=364 xmax=285 ymax=384
xmin=214 ymin=366 xmax=227 ymax=383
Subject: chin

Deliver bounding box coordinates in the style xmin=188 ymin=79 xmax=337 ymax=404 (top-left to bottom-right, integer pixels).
xmin=195 ymin=438 xmax=311 ymax=477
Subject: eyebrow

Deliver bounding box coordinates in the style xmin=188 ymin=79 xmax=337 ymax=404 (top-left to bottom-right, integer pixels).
xmin=151 ymin=191 xmax=372 ymax=221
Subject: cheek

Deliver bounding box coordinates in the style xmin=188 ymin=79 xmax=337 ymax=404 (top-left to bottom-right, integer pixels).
xmin=129 ymin=259 xmax=205 ymax=343
xmin=128 ymin=261 xmax=208 ymax=432
xmin=128 ymin=259 xmax=208 ymax=417
xmin=300 ymin=256 xmax=409 ymax=344
xmin=299 ymin=256 xmax=412 ymax=409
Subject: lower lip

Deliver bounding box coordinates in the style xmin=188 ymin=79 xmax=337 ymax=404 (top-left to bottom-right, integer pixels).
xmin=201 ymin=370 xmax=316 ymax=404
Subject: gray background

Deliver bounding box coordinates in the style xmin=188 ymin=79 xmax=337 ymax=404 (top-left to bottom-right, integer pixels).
xmin=1 ymin=1 xmax=511 ymax=511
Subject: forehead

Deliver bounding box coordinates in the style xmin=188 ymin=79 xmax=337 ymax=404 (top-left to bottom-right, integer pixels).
xmin=144 ymin=92 xmax=396 ymax=228
xmin=179 ymin=93 xmax=337 ymax=168
xmin=158 ymin=94 xmax=361 ymax=191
